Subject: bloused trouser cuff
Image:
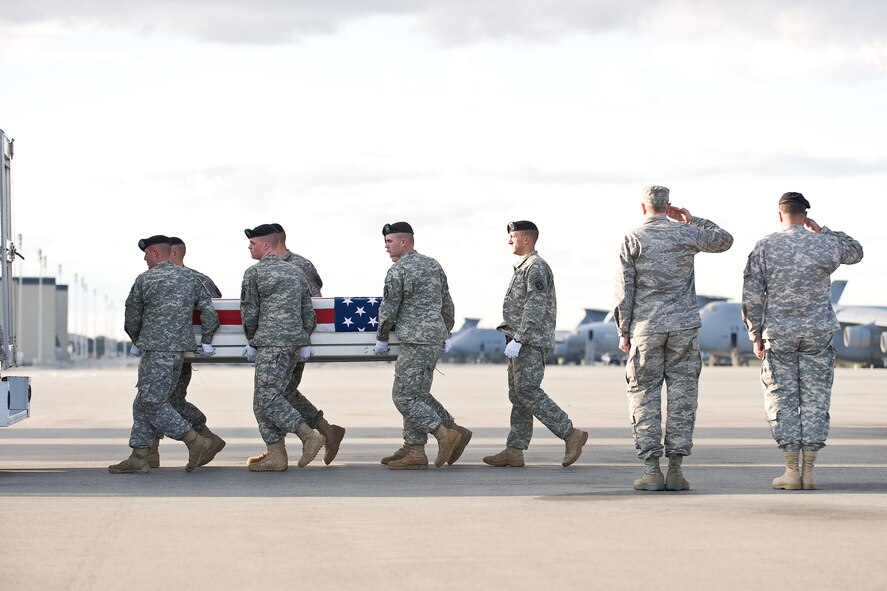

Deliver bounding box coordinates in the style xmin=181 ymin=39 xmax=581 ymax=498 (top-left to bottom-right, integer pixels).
xmin=625 ymin=329 xmax=701 ymax=460
xmin=761 ymin=333 xmax=835 ymax=452
xmin=129 ymin=351 xmax=192 ymax=448
xmin=169 ymin=362 xmax=208 ymax=429
xmin=506 ymin=344 xmax=572 ymax=449
xmin=253 ymin=346 xmax=306 ymax=445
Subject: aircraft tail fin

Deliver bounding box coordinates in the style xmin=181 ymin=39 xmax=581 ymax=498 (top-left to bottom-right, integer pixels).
xmin=457 ymin=318 xmax=481 ymax=332
xmin=578 ymin=308 xmax=608 ymax=327
xmin=831 ymin=280 xmax=847 ymax=305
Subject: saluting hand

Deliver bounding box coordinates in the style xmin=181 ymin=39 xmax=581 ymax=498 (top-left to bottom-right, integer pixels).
xmin=666 ymin=205 xmax=692 ymax=224
xmin=804 ymin=217 xmax=822 ymax=233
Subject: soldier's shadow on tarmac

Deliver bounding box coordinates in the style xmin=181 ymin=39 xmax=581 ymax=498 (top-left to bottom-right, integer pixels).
xmin=1 ymin=426 xmax=885 ymax=497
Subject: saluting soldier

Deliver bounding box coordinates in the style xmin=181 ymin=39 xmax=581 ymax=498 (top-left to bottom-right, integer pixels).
xmin=267 ymin=223 xmax=346 ymax=466
xmin=484 ymin=221 xmax=588 ymax=468
xmin=742 ymin=192 xmax=863 ymax=490
xmin=109 ymin=235 xmax=222 ymax=474
xmin=614 ymin=187 xmax=733 ymax=491
xmin=374 ymin=222 xmax=471 ymax=470
xmin=241 ymin=224 xmax=326 ymax=471
xmin=143 ymin=236 xmax=226 ymax=469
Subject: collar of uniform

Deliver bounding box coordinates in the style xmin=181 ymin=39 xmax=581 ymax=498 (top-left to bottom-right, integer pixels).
xmin=643 ymin=214 xmax=669 ymax=225
xmin=261 ymin=254 xmax=280 ymax=262
xmin=513 ymin=250 xmax=537 ymax=269
xmin=782 ymin=224 xmax=807 ymax=233
xmin=400 ymin=249 xmax=417 ymax=260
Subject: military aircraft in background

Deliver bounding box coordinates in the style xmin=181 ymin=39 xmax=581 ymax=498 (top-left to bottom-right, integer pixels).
xmin=698 ymin=280 xmax=887 ymax=367
xmin=443 ymin=310 xmax=605 ymax=364
xmin=562 ymin=296 xmax=728 ymax=365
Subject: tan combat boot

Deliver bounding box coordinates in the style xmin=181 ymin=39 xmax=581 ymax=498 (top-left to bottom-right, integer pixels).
xmin=296 ymin=423 xmax=326 ymax=468
xmin=772 ymin=451 xmax=802 ymax=490
xmin=316 ymin=418 xmax=347 ymax=466
xmin=387 ymin=444 xmax=429 ymax=470
xmin=665 ymin=454 xmax=690 ymax=491
xmin=432 ymin=425 xmax=462 ymax=468
xmin=146 ymin=438 xmax=161 ymax=469
xmin=195 ymin=424 xmax=227 ymax=467
xmin=562 ymin=428 xmax=589 ymax=467
xmin=182 ymin=429 xmax=212 ymax=473
xmin=483 ymin=447 xmax=525 ymax=467
xmin=447 ymin=425 xmax=473 ymax=465
xmin=801 ymin=450 xmax=818 ymax=490
xmin=633 ymin=457 xmax=665 ymax=491
xmin=381 ymin=443 xmax=410 ymax=465
xmin=248 ymin=440 xmax=289 ymax=472
xmin=108 ymin=448 xmax=150 ymax=474
xmin=247 ymin=436 xmax=282 ymax=465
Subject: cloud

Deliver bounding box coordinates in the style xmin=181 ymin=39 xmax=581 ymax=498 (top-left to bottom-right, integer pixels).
xmin=4 ymin=0 xmax=887 ymax=48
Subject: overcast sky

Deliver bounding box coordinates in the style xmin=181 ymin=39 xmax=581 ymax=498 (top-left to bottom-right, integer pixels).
xmin=2 ymin=1 xmax=885 ymax=339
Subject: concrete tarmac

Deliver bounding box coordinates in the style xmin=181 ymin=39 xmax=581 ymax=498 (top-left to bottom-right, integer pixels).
xmin=1 ymin=363 xmax=885 ymax=590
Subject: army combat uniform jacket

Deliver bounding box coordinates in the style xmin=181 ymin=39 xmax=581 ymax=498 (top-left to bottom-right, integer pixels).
xmin=124 ymin=261 xmax=219 ymax=351
xmin=614 ymin=214 xmax=734 ymax=337
xmin=497 ymin=251 xmax=557 ymax=350
xmin=282 ymin=249 xmax=323 ymax=297
xmin=742 ymin=225 xmax=864 ymax=340
xmin=187 ymin=267 xmax=222 ymax=298
xmin=240 ymin=255 xmax=316 ymax=347
xmin=377 ymin=249 xmax=455 ymax=345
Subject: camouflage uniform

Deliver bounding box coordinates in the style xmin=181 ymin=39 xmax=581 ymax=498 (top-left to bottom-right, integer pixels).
xmin=241 ymin=255 xmax=316 ymax=445
xmin=377 ymin=249 xmax=456 ymax=445
xmin=614 ymin=214 xmax=733 ymax=459
xmin=742 ymin=225 xmax=863 ymax=451
xmin=124 ymin=262 xmax=219 ymax=449
xmin=169 ymin=266 xmax=222 ymax=429
xmin=280 ymin=249 xmax=325 ymax=429
xmin=497 ymin=251 xmax=572 ymax=449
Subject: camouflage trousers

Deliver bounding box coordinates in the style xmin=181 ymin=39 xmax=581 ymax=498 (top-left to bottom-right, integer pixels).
xmin=169 ymin=362 xmax=206 ymax=428
xmin=283 ymin=362 xmax=324 ymax=429
xmin=393 ymin=343 xmax=454 ymax=445
xmin=506 ymin=344 xmax=572 ymax=449
xmin=129 ymin=351 xmax=192 ymax=448
xmin=253 ymin=346 xmax=306 ymax=445
xmin=761 ymin=333 xmax=835 ymax=452
xmin=625 ymin=328 xmax=701 ymax=460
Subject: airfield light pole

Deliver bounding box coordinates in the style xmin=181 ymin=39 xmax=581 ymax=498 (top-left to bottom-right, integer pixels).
xmin=36 ymin=250 xmax=44 ymax=365
xmin=16 ymin=233 xmax=22 ymax=364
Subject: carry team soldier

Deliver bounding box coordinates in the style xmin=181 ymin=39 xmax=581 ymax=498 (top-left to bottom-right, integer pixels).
xmin=374 ymin=221 xmax=471 ymax=470
xmin=484 ymin=221 xmax=588 ymax=468
xmin=241 ymin=224 xmax=326 ymax=471
xmin=109 ymin=235 xmax=222 ymax=474
xmin=266 ymin=223 xmax=346 ymax=465
xmin=742 ymin=192 xmax=863 ymax=490
xmin=614 ymin=187 xmax=733 ymax=491
xmin=144 ymin=236 xmax=226 ymax=469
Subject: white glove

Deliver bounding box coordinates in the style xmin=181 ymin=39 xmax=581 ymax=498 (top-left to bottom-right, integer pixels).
xmin=299 ymin=346 xmax=313 ymax=361
xmin=504 ymin=340 xmax=522 ymax=359
xmin=130 ymin=344 xmax=141 ymax=357
xmin=374 ymin=340 xmax=389 ymax=355
xmin=242 ymin=345 xmax=257 ymax=363
xmin=442 ymin=339 xmax=452 ymax=354
xmin=196 ymin=343 xmax=215 ymax=357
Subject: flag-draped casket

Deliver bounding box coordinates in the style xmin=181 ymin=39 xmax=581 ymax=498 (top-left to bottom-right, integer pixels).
xmin=187 ymin=297 xmax=399 ymax=363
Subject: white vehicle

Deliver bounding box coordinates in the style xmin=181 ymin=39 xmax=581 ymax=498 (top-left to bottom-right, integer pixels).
xmin=0 ymin=129 xmax=31 ymax=426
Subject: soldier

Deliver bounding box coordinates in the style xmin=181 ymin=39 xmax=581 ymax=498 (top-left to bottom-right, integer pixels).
xmin=742 ymin=192 xmax=863 ymax=490
xmin=143 ymin=236 xmax=226 ymax=469
xmin=241 ymin=224 xmax=325 ymax=471
xmin=263 ymin=223 xmax=346 ymax=466
xmin=614 ymin=187 xmax=733 ymax=491
xmin=109 ymin=235 xmax=222 ymax=474
xmin=374 ymin=221 xmax=471 ymax=470
xmin=484 ymin=221 xmax=588 ymax=468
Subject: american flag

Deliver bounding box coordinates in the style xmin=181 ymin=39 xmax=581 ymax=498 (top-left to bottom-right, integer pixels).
xmin=315 ymin=297 xmax=381 ymax=333
xmin=194 ymin=297 xmax=383 ymax=334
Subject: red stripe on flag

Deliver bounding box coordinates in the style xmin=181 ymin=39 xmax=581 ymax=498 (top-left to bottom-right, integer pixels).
xmin=193 ymin=308 xmax=333 ymax=326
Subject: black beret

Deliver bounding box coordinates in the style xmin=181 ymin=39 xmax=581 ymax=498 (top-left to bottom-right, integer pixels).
xmin=779 ymin=192 xmax=811 ymax=209
xmin=168 ymin=236 xmax=185 ymax=246
xmin=138 ymin=235 xmax=172 ymax=251
xmin=244 ymin=224 xmax=277 ymax=239
xmin=382 ymin=221 xmax=414 ymax=236
xmin=507 ymin=220 xmax=538 ymax=233
xmin=271 ymin=223 xmax=285 ymax=233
